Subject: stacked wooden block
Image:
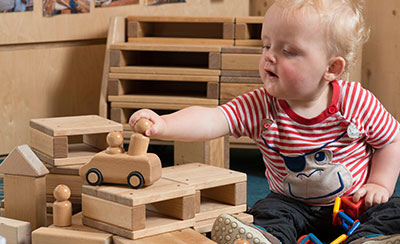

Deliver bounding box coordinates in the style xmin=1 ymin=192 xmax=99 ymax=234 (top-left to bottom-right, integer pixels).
xmin=28 ymin=115 xmax=123 ymax=219
xmin=80 ymin=163 xmax=249 ymax=240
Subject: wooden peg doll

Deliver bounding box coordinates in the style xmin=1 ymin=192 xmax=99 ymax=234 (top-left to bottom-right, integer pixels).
xmin=53 ymin=184 xmax=72 ymax=227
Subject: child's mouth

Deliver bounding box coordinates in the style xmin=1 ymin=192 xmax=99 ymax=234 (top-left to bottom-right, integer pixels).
xmin=267 ymin=71 xmax=278 ymax=79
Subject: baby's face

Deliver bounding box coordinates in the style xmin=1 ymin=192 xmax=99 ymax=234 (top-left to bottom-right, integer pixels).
xmin=259 ymin=4 xmax=333 ymax=102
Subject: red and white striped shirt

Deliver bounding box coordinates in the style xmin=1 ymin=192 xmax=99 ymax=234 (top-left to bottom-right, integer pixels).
xmin=220 ymin=80 xmax=399 ymax=204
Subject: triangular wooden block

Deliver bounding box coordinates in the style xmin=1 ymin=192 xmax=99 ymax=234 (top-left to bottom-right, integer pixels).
xmin=0 ymin=144 xmax=49 ymax=177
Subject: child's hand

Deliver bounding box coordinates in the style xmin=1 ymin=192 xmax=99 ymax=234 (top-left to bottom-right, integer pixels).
xmin=353 ymin=183 xmax=390 ymax=208
xmin=129 ymin=109 xmax=166 ymax=138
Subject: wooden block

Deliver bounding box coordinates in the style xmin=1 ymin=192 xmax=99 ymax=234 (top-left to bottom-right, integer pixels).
xmin=194 ymin=212 xmax=253 ymax=234
xmin=108 ymin=73 xmax=219 ymax=83
xmin=221 ymin=46 xmax=262 ymax=54
xmin=83 ymin=133 xmax=108 ymax=151
xmin=234 ymin=17 xmax=263 ymax=41
xmin=235 ymin=40 xmax=263 ymax=47
xmin=147 ymin=194 xmax=196 ymax=220
xmin=32 ymin=227 xmax=112 ymax=244
xmin=33 ymin=144 xmax=99 ymax=166
xmin=49 ymin=212 xmax=108 ymax=234
xmin=4 ymin=175 xmax=47 ymax=230
xmin=109 ymin=95 xmax=218 ymax=107
xmin=229 ymin=136 xmax=257 ymax=149
xmin=46 ymin=174 xmax=83 ymax=197
xmin=113 ymin=228 xmax=217 ymax=244
xmin=202 ymin=182 xmax=247 ymax=206
xmin=0 ymin=217 xmax=31 ymax=244
xmin=208 ymin=52 xmax=221 ymax=70
xmin=174 ymin=136 xmax=229 ymax=168
xmin=110 ymin=43 xmax=221 ymax=53
xmin=0 ymin=145 xmax=49 ymax=177
xmin=45 ymin=164 xmax=81 ymax=176
xmin=127 ymin=37 xmax=234 ymax=46
xmin=82 ymin=211 xmax=195 ymax=240
xmin=220 ymin=83 xmax=262 ymax=101
xmin=223 ymin=22 xmax=235 ymax=39
xmin=109 ymin=49 xmax=122 ymax=67
xmin=82 ymin=194 xmax=146 ymax=231
xmin=207 ymin=82 xmax=219 ymax=99
xmin=108 ymin=79 xmax=124 ymax=96
xmin=221 ymin=53 xmax=260 ymax=71
xmin=30 ymin=128 xmax=68 ymax=158
xmin=220 ymin=76 xmax=262 ymax=84
xmin=127 ymin=16 xmax=234 ymax=23
xmin=30 ymin=115 xmax=122 ymax=137
xmin=111 ymin=108 xmax=126 ymax=123
xmin=196 ymin=198 xmax=246 ymax=221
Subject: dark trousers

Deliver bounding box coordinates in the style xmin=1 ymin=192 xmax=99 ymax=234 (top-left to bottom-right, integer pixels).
xmin=248 ymin=193 xmax=400 ymax=244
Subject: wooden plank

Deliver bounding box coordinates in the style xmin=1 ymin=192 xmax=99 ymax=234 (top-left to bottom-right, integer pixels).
xmin=221 ymin=70 xmax=260 ymax=77
xmin=194 ymin=212 xmax=253 ymax=234
xmin=221 ymin=53 xmax=260 ymax=71
xmin=82 ymin=194 xmax=146 ymax=231
xmin=201 ymin=181 xmax=247 ymax=206
xmin=110 ymin=101 xmax=217 ymax=111
xmin=81 ymin=178 xmax=195 ymax=207
xmin=220 ymin=76 xmax=262 ymax=84
xmin=162 ymin=163 xmax=246 ymax=190
xmin=223 ymin=22 xmax=235 ymax=39
xmin=110 ymin=66 xmax=221 ymax=76
xmin=111 ymin=43 xmax=222 ymax=53
xmin=113 ymin=228 xmax=217 ymax=244
xmin=83 ymin=211 xmax=195 ymax=240
xmin=32 ymin=227 xmax=112 ymax=244
xmin=209 ymin=52 xmax=221 ymax=69
xmin=99 ymin=16 xmax=126 ymax=118
xmin=235 ymin=40 xmax=263 ymax=47
xmin=220 ymin=83 xmax=262 ymax=100
xmin=0 ymin=217 xmax=31 ymax=244
xmin=109 ymin=95 xmax=218 ymax=106
xmin=108 ymin=79 xmax=123 ymax=96
xmin=33 ymin=144 xmax=99 ymax=166
xmin=221 ymin=46 xmax=262 ymax=54
xmin=127 ymin=37 xmax=234 ymax=46
xmin=30 ymin=115 xmax=122 ymax=137
xmin=49 ymin=212 xmax=108 ymax=233
xmin=127 ymin=16 xmax=235 ymax=23
xmin=207 ymin=82 xmax=220 ymax=99
xmin=108 ymin=73 xmax=219 ymax=82
xmin=4 ymin=175 xmax=47 ymax=230
xmin=147 ymin=195 xmax=196 ymax=220
xmin=30 ymin=128 xmax=68 ymax=158
xmin=196 ymin=199 xmax=247 ymax=221
xmin=45 ymin=164 xmax=81 ymax=176
xmin=236 ymin=16 xmax=264 ymax=24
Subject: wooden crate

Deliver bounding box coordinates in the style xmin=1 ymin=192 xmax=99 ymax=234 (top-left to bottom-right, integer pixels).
xmin=29 ymin=115 xmax=122 ymax=166
xmin=127 ymin=16 xmax=235 ymax=45
xmin=234 ymin=17 xmax=263 ymax=47
xmin=81 ymin=178 xmax=196 ymax=239
xmin=161 ymin=163 xmax=247 ymax=222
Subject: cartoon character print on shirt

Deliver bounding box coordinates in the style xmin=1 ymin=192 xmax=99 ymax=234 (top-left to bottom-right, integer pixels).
xmin=282 ymin=148 xmax=352 ymax=204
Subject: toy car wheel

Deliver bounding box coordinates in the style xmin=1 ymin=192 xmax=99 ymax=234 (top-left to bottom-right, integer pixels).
xmin=86 ymin=168 xmax=103 ymax=186
xmin=127 ymin=171 xmax=144 ymax=189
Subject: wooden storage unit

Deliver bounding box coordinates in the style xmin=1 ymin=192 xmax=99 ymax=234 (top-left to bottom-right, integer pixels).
xmin=29 ymin=115 xmax=122 ymax=166
xmin=127 ymin=16 xmax=235 ymax=45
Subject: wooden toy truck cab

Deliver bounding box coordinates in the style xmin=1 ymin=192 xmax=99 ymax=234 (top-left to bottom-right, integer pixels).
xmin=79 ymin=119 xmax=162 ymax=189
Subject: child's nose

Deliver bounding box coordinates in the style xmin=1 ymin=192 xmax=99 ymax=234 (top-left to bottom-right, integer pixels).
xmin=264 ymin=50 xmax=277 ymax=64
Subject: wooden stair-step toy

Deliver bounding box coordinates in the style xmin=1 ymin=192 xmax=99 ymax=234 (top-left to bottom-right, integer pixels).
xmin=113 ymin=228 xmax=217 ymax=244
xmin=81 ymin=178 xmax=196 ymax=240
xmin=29 ymin=115 xmax=122 ymax=166
xmin=234 ymin=17 xmax=264 ymax=47
xmin=127 ymin=16 xmax=235 ymax=45
xmin=161 ymin=163 xmax=247 ymax=222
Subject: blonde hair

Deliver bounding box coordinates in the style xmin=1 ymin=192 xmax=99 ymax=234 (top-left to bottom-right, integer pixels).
xmin=274 ymin=0 xmax=370 ymax=71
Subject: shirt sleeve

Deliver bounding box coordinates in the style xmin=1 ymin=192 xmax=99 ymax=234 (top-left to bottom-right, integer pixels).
xmin=218 ymin=88 xmax=269 ymax=140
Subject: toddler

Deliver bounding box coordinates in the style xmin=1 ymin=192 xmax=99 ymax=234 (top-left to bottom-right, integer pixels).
xmin=129 ymin=0 xmax=400 ymax=243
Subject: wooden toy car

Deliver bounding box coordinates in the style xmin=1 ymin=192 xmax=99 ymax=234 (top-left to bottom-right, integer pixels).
xmin=79 ymin=119 xmax=162 ymax=189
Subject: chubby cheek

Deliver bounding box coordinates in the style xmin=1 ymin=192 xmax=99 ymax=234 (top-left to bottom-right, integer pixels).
xmin=258 ymin=56 xmax=266 ymax=83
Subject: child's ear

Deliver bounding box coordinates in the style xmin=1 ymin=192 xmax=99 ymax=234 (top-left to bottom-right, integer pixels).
xmin=324 ymin=56 xmax=346 ymax=81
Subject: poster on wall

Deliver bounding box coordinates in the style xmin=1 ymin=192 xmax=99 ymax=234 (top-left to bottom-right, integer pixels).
xmin=43 ymin=0 xmax=89 ymax=16
xmin=0 ymin=0 xmax=33 ymax=13
xmin=95 ymin=0 xmax=139 ymax=8
xmin=145 ymin=0 xmax=186 ymax=5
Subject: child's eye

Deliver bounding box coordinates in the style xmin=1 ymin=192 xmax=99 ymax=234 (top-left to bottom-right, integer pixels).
xmin=263 ymin=45 xmax=271 ymax=50
xmin=283 ymin=49 xmax=297 ymax=56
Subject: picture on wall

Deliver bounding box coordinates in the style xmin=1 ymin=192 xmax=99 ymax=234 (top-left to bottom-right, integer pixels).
xmin=145 ymin=0 xmax=186 ymax=5
xmin=0 ymin=0 xmax=33 ymax=13
xmin=95 ymin=0 xmax=139 ymax=8
xmin=43 ymin=0 xmax=89 ymax=16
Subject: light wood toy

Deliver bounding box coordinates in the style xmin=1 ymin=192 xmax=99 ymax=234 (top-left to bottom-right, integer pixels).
xmin=53 ymin=184 xmax=72 ymax=227
xmin=79 ymin=118 xmax=161 ymax=189
xmin=0 ymin=217 xmax=31 ymax=244
xmin=0 ymin=144 xmax=49 ymax=230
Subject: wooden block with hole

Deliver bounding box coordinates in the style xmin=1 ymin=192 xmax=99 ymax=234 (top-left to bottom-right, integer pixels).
xmin=161 ymin=163 xmax=247 ymax=223
xmin=81 ymin=178 xmax=196 ymax=240
xmin=234 ymin=17 xmax=264 ymax=47
xmin=126 ymin=16 xmax=234 ymax=45
xmin=29 ymin=115 xmax=122 ymax=166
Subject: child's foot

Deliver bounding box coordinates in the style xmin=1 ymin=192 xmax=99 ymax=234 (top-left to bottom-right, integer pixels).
xmin=349 ymin=234 xmax=400 ymax=244
xmin=211 ymin=213 xmax=281 ymax=244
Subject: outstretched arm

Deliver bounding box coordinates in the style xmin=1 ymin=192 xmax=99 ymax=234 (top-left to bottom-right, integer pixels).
xmin=353 ymin=132 xmax=400 ymax=207
xmin=129 ymin=106 xmax=230 ymax=141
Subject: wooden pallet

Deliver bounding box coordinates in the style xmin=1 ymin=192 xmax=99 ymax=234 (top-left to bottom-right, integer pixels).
xmin=161 ymin=163 xmax=247 ymax=222
xmin=127 ymin=16 xmax=235 ymax=45
xmin=81 ymin=178 xmax=196 ymax=239
xmin=235 ymin=17 xmax=263 ymax=47
xmin=29 ymin=115 xmax=122 ymax=166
